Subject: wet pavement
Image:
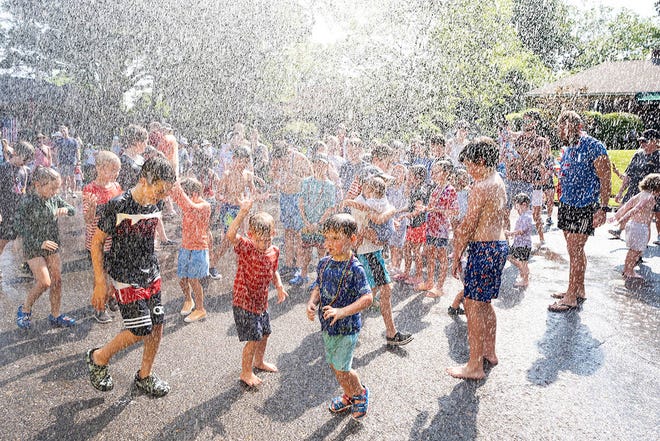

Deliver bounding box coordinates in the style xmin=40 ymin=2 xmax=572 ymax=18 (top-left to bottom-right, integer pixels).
xmin=0 ymin=198 xmax=658 ymax=441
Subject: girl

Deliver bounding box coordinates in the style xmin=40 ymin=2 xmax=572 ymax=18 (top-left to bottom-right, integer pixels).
xmin=15 ymin=166 xmax=76 ymax=329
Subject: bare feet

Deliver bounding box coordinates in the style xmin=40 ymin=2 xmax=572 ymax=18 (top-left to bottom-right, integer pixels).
xmin=483 ymin=355 xmax=498 ymax=366
xmin=240 ymin=372 xmax=263 ymax=387
xmin=623 ymin=272 xmax=643 ymax=279
xmin=184 ymin=310 xmax=207 ymax=323
xmin=446 ymin=364 xmax=485 ymax=380
xmin=416 ymin=281 xmax=434 ymax=291
xmin=425 ymin=286 xmax=444 ymax=298
xmin=513 ymin=279 xmax=528 ymax=288
xmin=254 ymin=361 xmax=278 ymax=372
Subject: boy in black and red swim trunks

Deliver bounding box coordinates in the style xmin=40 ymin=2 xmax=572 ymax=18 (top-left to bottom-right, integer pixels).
xmin=85 ymin=156 xmax=176 ymax=397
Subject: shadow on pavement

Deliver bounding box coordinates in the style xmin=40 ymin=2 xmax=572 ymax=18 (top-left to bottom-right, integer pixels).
xmin=445 ymin=318 xmax=469 ymax=364
xmin=153 ymin=385 xmax=243 ymax=441
xmin=527 ymin=312 xmax=604 ymax=386
xmin=304 ymin=416 xmax=363 ymax=441
xmin=409 ymin=381 xmax=481 ymax=441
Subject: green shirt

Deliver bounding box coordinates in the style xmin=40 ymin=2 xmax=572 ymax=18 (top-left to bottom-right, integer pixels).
xmin=14 ymin=193 xmax=75 ymax=259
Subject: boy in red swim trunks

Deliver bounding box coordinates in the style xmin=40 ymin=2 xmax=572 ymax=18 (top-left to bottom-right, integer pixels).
xmin=447 ymin=137 xmax=509 ymax=381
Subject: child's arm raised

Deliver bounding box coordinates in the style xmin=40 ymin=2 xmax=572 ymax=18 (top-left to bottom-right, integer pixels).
xmin=226 ymin=194 xmax=253 ymax=245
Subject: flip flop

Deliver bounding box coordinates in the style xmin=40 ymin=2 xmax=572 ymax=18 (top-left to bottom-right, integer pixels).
xmin=550 ymin=293 xmax=586 ymax=304
xmin=548 ymin=302 xmax=579 ymax=313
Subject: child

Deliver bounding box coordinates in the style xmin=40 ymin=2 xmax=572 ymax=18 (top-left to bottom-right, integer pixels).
xmin=306 ymin=213 xmax=373 ymax=421
xmin=505 ymin=193 xmax=533 ymax=287
xmin=74 ymin=163 xmax=84 ymax=192
xmin=419 ymin=160 xmax=458 ymax=297
xmin=447 ymin=137 xmax=508 ymax=381
xmin=0 ymin=141 xmax=34 ymax=267
xmin=611 ymin=173 xmax=660 ymax=279
xmin=85 ymin=156 xmax=177 ymax=397
xmin=82 ymin=150 xmax=122 ymax=323
xmin=343 ymin=176 xmax=413 ymax=346
xmin=291 ymin=154 xmax=336 ymax=286
xmin=170 ymin=177 xmax=211 ymax=322
xmin=15 ymin=166 xmax=76 ymax=329
xmin=227 ymin=194 xmax=288 ymax=387
xmin=447 ymin=167 xmax=472 ymax=315
xmin=396 ymin=164 xmax=429 ymax=285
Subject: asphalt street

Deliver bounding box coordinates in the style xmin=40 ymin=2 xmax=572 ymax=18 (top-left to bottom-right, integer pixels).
xmin=0 ymin=198 xmax=658 ymax=441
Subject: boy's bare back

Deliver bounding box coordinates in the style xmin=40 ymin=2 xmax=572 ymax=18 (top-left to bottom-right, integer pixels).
xmin=468 ymin=172 xmax=507 ymax=242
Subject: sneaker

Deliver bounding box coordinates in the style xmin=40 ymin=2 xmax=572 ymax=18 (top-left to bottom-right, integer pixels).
xmin=208 ymin=267 xmax=221 ymax=280
xmin=608 ymin=229 xmax=621 ymax=239
xmin=545 ymin=217 xmax=553 ymax=226
xmin=16 ymin=305 xmax=31 ymax=329
xmin=161 ymin=239 xmax=177 ymax=247
xmin=654 ymin=236 xmax=660 ymax=246
xmin=19 ymin=262 xmax=32 ymax=276
xmin=447 ymin=305 xmax=465 ymax=316
xmin=289 ymin=274 xmax=309 ymax=286
xmin=134 ymin=371 xmax=170 ymax=397
xmin=85 ymin=348 xmax=114 ymax=392
xmin=94 ymin=309 xmax=113 ymax=324
xmin=49 ymin=314 xmax=76 ymax=327
xmin=386 ymin=331 xmax=413 ymax=346
xmin=107 ymin=297 xmax=119 ymax=312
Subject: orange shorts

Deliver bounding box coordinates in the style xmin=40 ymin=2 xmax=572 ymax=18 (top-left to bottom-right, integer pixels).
xmin=406 ymin=224 xmax=426 ymax=244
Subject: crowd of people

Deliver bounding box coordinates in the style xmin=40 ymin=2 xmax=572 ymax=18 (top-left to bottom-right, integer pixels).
xmin=0 ymin=110 xmax=658 ymax=420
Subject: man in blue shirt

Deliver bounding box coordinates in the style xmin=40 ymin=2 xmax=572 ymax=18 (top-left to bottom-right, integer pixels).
xmin=550 ymin=111 xmax=611 ymax=313
xmin=55 ymin=125 xmax=80 ymax=198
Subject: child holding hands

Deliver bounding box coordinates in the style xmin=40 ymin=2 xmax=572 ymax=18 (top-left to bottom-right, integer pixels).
xmin=306 ymin=213 xmax=373 ymax=421
xmin=505 ymin=193 xmax=534 ymax=287
xmin=227 ymin=194 xmax=288 ymax=387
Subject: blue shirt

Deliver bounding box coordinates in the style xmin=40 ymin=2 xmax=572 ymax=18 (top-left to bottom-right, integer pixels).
xmin=312 ymin=255 xmax=371 ymax=336
xmin=559 ymin=135 xmax=607 ymax=208
xmin=300 ymin=176 xmax=336 ymax=223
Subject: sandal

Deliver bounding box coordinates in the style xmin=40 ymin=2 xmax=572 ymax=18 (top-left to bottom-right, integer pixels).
xmin=550 ymin=293 xmax=586 ymax=304
xmin=547 ymin=302 xmax=579 ymax=313
xmin=351 ymin=386 xmax=369 ymax=421
xmin=328 ymin=394 xmax=352 ymax=413
xmin=49 ymin=314 xmax=76 ymax=327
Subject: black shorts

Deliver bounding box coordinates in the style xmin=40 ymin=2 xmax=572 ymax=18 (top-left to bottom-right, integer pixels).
xmin=509 ymin=246 xmax=531 ymax=262
xmin=118 ymin=291 xmax=165 ymax=337
xmin=233 ymin=306 xmax=271 ymax=342
xmin=0 ymin=220 xmax=17 ymax=241
xmin=557 ymin=203 xmax=596 ymax=236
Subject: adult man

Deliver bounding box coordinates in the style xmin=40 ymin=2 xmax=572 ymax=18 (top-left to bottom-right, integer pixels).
xmin=504 ymin=111 xmax=548 ymax=240
xmin=610 ymin=129 xmax=660 ymax=242
xmin=55 ymin=125 xmax=80 ymax=197
xmin=550 ymin=111 xmax=611 ymax=313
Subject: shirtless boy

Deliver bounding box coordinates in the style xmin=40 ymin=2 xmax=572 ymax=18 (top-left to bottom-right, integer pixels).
xmin=269 ymin=142 xmax=312 ymax=274
xmin=447 ymin=137 xmax=509 ymax=381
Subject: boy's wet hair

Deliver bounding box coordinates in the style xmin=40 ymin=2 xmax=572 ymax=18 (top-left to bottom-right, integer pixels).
xmin=513 ymin=192 xmax=531 ymax=205
xmin=233 ymin=145 xmax=252 ymax=160
xmin=14 ymin=141 xmax=35 ymax=161
xmin=180 ymin=177 xmax=203 ymax=197
xmin=321 ymin=213 xmax=357 ymax=237
xmin=409 ymin=164 xmax=427 ymax=182
xmin=32 ymin=165 xmax=61 ymax=184
xmin=124 ymin=124 xmax=148 ymax=146
xmin=433 ymin=159 xmax=453 ymax=173
xmin=639 ymin=173 xmax=660 ymax=193
xmin=557 ymin=110 xmax=582 ymax=126
xmin=428 ymin=135 xmax=446 ymax=146
xmin=249 ymin=212 xmax=275 ymax=236
xmin=270 ymin=141 xmax=288 ymax=160
xmin=365 ymin=176 xmax=386 ymax=198
xmin=140 ymin=156 xmax=177 ymax=184
xmin=96 ymin=150 xmax=120 ymax=168
xmin=458 ymin=136 xmax=499 ymax=168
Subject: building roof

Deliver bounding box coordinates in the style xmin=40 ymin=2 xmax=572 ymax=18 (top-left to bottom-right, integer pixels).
xmin=527 ymin=60 xmax=660 ymax=97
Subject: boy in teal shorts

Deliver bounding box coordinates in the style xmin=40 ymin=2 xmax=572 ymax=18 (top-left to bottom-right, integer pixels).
xmin=306 ymin=214 xmax=373 ymax=421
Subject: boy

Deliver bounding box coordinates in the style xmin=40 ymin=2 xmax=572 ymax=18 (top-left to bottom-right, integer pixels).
xmin=447 ymin=137 xmax=508 ymax=381
xmin=0 ymin=141 xmax=34 ymax=265
xmin=82 ymin=150 xmax=122 ymax=323
xmin=611 ymin=173 xmax=660 ymax=279
xmin=343 ymin=176 xmax=412 ymax=346
xmin=306 ymin=214 xmax=373 ymax=421
xmin=170 ymin=177 xmax=211 ymax=322
xmin=209 ymin=146 xmax=258 ymax=279
xmin=291 ymin=154 xmax=336 ymax=286
xmin=227 ymin=194 xmax=288 ymax=387
xmin=505 ymin=193 xmax=533 ymax=287
xmin=85 ymin=156 xmax=177 ymax=397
